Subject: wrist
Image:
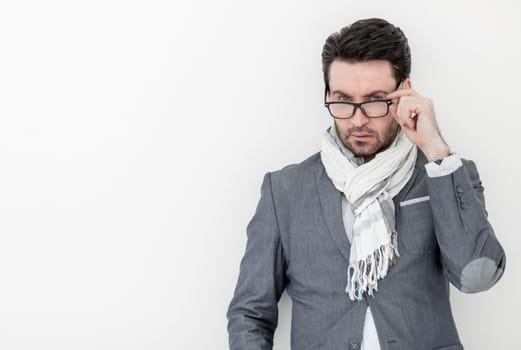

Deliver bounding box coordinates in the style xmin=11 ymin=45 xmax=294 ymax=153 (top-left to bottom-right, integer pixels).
xmin=423 ymin=140 xmax=451 ymax=162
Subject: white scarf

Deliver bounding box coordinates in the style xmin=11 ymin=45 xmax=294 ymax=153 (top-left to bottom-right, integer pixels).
xmin=320 ymin=125 xmax=417 ymax=300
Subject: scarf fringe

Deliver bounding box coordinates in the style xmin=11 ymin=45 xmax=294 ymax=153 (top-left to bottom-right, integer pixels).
xmin=346 ymin=231 xmax=400 ymax=301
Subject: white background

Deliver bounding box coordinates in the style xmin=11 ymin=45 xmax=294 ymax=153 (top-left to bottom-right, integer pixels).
xmin=0 ymin=0 xmax=520 ymax=349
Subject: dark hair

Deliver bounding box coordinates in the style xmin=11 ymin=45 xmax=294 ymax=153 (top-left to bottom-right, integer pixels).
xmin=321 ymin=18 xmax=411 ymax=92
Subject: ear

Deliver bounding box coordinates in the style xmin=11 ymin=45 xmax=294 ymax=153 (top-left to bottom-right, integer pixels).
xmin=401 ymin=78 xmax=412 ymax=89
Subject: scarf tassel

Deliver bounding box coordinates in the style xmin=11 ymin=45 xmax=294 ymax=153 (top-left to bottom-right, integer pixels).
xmin=346 ymin=231 xmax=400 ymax=301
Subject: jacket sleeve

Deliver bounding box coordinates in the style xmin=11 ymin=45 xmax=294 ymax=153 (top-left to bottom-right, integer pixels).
xmin=227 ymin=172 xmax=288 ymax=350
xmin=427 ymin=159 xmax=506 ymax=293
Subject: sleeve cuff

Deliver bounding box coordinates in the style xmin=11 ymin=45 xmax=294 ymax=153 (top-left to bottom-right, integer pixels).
xmin=425 ymin=153 xmax=463 ymax=177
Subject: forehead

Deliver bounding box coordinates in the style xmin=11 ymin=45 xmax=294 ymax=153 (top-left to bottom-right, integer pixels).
xmin=328 ymin=59 xmax=396 ymax=94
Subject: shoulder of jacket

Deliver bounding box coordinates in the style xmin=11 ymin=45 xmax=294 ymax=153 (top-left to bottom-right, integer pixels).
xmin=270 ymin=152 xmax=321 ymax=179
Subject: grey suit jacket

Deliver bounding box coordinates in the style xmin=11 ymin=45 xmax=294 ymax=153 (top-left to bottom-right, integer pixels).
xmin=227 ymin=151 xmax=505 ymax=350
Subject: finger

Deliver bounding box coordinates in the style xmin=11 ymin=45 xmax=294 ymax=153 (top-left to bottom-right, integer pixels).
xmin=392 ymin=113 xmax=412 ymax=131
xmin=396 ymin=112 xmax=417 ymax=130
xmin=396 ymin=96 xmax=423 ymax=117
xmin=396 ymin=101 xmax=418 ymax=130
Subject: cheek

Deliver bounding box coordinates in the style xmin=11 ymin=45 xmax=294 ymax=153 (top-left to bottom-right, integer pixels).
xmin=334 ymin=119 xmax=353 ymax=133
xmin=373 ymin=118 xmax=399 ymax=137
xmin=385 ymin=116 xmax=400 ymax=130
xmin=385 ymin=119 xmax=401 ymax=139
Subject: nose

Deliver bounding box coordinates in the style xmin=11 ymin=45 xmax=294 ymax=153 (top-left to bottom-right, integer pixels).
xmin=350 ymin=105 xmax=369 ymax=127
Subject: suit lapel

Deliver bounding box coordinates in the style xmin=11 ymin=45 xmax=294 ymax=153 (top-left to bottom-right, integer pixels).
xmin=393 ymin=150 xmax=427 ymax=205
xmin=313 ymin=161 xmax=351 ymax=263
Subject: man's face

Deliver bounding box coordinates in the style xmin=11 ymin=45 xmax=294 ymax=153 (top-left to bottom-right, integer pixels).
xmin=327 ymin=59 xmax=406 ymax=162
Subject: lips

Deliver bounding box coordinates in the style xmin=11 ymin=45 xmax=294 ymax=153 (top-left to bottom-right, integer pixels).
xmin=350 ymin=132 xmax=373 ymax=138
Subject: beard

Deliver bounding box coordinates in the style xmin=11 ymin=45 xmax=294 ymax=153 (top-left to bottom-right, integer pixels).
xmin=337 ymin=120 xmax=400 ymax=161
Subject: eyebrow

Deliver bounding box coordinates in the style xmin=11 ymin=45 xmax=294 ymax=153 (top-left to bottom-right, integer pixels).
xmin=330 ymin=89 xmax=390 ymax=99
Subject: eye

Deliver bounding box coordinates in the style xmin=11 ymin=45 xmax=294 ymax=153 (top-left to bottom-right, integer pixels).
xmin=338 ymin=95 xmax=349 ymax=101
xmin=370 ymin=95 xmax=385 ymax=101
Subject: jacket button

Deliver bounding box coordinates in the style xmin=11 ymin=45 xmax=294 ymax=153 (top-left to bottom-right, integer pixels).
xmin=459 ymin=195 xmax=467 ymax=209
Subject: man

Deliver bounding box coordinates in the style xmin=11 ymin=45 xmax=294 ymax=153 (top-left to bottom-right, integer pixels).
xmin=227 ymin=18 xmax=506 ymax=350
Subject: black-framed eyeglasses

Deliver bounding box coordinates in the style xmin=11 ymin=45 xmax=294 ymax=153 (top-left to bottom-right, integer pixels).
xmin=324 ymin=99 xmax=393 ymax=119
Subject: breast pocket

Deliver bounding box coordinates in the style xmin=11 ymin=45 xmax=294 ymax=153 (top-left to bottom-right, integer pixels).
xmin=396 ymin=197 xmax=436 ymax=253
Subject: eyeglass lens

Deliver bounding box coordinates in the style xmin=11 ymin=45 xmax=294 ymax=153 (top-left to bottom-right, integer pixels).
xmin=329 ymin=101 xmax=389 ymax=118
